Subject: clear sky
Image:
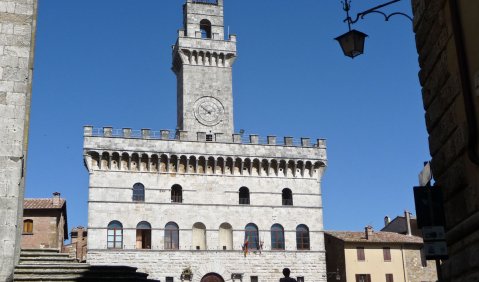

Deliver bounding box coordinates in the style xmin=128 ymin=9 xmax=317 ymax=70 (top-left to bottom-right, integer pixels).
xmin=26 ymin=0 xmax=428 ymax=235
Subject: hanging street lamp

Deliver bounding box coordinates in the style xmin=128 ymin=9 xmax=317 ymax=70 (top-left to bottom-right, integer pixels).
xmin=335 ymin=0 xmax=413 ymax=59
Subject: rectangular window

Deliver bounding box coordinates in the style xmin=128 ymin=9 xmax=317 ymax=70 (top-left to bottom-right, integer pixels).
xmin=166 ymin=277 xmax=174 ymax=282
xmin=383 ymin=247 xmax=391 ymax=261
xmin=355 ymin=274 xmax=371 ymax=282
xmin=297 ymin=277 xmax=305 ymax=282
xmin=250 ymin=276 xmax=258 ymax=282
xmin=386 ymin=273 xmax=394 ymax=282
xmin=357 ymin=247 xmax=365 ymax=261
xmin=206 ymin=134 xmax=213 ymax=142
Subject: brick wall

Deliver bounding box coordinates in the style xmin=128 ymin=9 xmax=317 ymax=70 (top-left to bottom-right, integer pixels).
xmin=411 ymin=0 xmax=479 ymax=280
xmin=21 ymin=210 xmax=66 ymax=249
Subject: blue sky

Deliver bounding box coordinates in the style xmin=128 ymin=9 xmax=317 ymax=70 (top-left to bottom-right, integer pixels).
xmin=27 ymin=0 xmax=428 ymax=235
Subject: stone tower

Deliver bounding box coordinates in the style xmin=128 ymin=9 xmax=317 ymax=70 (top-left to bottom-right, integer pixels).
xmin=84 ymin=1 xmax=327 ymax=281
xmin=172 ymin=0 xmax=236 ymax=138
xmin=0 ymin=1 xmax=38 ymax=281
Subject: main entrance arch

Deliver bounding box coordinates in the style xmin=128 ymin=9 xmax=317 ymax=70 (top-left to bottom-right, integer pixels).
xmin=201 ymin=273 xmax=225 ymax=282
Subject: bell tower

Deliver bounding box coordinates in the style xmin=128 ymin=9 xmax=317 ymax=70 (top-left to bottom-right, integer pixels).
xmin=172 ymin=0 xmax=237 ymax=139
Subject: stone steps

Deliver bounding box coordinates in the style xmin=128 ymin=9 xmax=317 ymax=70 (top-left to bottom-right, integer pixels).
xmin=14 ymin=249 xmax=155 ymax=281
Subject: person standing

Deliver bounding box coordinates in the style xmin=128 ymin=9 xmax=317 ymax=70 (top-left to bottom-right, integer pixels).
xmin=280 ymin=268 xmax=297 ymax=282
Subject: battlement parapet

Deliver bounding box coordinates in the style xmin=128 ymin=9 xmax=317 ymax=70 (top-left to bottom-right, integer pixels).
xmin=84 ymin=126 xmax=327 ymax=149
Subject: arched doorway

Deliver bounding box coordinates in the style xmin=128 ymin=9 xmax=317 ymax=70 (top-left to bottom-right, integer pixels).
xmin=201 ymin=273 xmax=225 ymax=282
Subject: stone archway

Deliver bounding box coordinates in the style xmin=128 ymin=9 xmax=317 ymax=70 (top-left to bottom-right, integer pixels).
xmin=201 ymin=273 xmax=225 ymax=282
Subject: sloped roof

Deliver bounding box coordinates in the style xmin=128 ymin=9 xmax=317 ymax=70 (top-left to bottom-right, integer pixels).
xmin=24 ymin=198 xmax=65 ymax=209
xmin=325 ymin=231 xmax=423 ymax=244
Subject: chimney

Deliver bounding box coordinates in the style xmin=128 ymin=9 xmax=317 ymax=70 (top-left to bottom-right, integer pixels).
xmin=365 ymin=225 xmax=373 ymax=240
xmin=52 ymin=192 xmax=61 ymax=207
xmin=384 ymin=216 xmax=390 ymax=226
xmin=405 ymin=210 xmax=412 ymax=236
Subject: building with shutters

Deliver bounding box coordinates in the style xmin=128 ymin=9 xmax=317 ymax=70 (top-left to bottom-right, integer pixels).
xmin=83 ymin=0 xmax=327 ymax=281
xmin=324 ymin=226 xmax=437 ymax=282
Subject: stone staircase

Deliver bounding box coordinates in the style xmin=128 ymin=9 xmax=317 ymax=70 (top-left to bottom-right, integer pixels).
xmin=14 ymin=249 xmax=155 ymax=281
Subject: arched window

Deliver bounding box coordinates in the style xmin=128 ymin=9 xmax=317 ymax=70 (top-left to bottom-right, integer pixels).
xmin=296 ymin=224 xmax=310 ymax=250
xmin=192 ymin=222 xmax=207 ymax=250
xmin=107 ymin=221 xmax=123 ymax=249
xmin=239 ymin=187 xmax=250 ymax=205
xmin=282 ymin=188 xmax=293 ymax=206
xmin=132 ymin=183 xmax=145 ymax=202
xmin=200 ymin=19 xmax=212 ymax=39
xmin=165 ymin=222 xmax=179 ymax=250
xmin=136 ymin=221 xmax=151 ymax=249
xmin=171 ymin=184 xmax=183 ymax=203
xmin=219 ymin=222 xmax=233 ymax=250
xmin=271 ymin=224 xmax=285 ymax=250
xmin=245 ymin=223 xmax=259 ymax=250
xmin=23 ymin=219 xmax=33 ymax=234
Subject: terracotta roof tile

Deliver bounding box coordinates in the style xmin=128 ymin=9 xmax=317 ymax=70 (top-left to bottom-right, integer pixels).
xmin=325 ymin=231 xmax=423 ymax=244
xmin=24 ymin=198 xmax=65 ymax=209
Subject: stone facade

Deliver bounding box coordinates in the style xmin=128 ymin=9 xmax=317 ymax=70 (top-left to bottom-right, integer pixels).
xmin=0 ymin=0 xmax=37 ymax=281
xmin=85 ymin=1 xmax=327 ymax=281
xmin=411 ymin=0 xmax=479 ymax=280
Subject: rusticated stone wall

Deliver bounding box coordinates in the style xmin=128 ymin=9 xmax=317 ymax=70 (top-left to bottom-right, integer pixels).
xmin=0 ymin=0 xmax=37 ymax=281
xmin=411 ymin=0 xmax=479 ymax=280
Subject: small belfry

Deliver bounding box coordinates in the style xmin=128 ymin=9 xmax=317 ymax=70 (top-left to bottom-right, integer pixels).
xmin=172 ymin=0 xmax=237 ymax=138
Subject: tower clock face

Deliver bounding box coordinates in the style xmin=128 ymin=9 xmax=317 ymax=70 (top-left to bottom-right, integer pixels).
xmin=194 ymin=96 xmax=225 ymax=126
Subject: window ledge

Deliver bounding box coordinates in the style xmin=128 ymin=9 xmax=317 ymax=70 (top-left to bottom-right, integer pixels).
xmin=22 ymin=232 xmax=33 ymax=235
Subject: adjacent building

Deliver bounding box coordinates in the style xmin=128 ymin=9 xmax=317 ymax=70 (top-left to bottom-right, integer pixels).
xmin=381 ymin=211 xmax=420 ymax=237
xmin=63 ymin=226 xmax=88 ymax=262
xmin=21 ymin=192 xmax=68 ymax=250
xmin=325 ymin=226 xmax=437 ymax=282
xmin=83 ymin=0 xmax=327 ymax=281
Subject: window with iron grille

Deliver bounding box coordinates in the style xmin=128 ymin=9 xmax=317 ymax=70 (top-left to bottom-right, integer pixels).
xmin=271 ymin=224 xmax=285 ymax=250
xmin=297 ymin=277 xmax=305 ymax=282
xmin=357 ymin=247 xmax=365 ymax=261
xmin=171 ymin=184 xmax=183 ymax=203
xmin=206 ymin=134 xmax=213 ymax=141
xmin=245 ymin=223 xmax=259 ymax=250
xmin=296 ymin=224 xmax=310 ymax=250
xmin=107 ymin=221 xmax=123 ymax=249
xmin=164 ymin=222 xmax=179 ymax=250
xmin=386 ymin=274 xmax=394 ymax=282
xmin=282 ymin=188 xmax=293 ymax=205
xmin=383 ymin=247 xmax=391 ymax=261
xmin=250 ymin=276 xmax=258 ymax=282
xmin=239 ymin=187 xmax=250 ymax=205
xmin=132 ymin=183 xmax=145 ymax=202
xmin=166 ymin=277 xmax=174 ymax=282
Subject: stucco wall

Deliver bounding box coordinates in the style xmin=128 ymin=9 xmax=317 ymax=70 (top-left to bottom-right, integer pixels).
xmin=343 ymin=243 xmax=406 ymax=282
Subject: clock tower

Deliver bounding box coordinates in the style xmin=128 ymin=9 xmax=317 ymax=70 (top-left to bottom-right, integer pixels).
xmin=172 ymin=0 xmax=237 ymax=139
